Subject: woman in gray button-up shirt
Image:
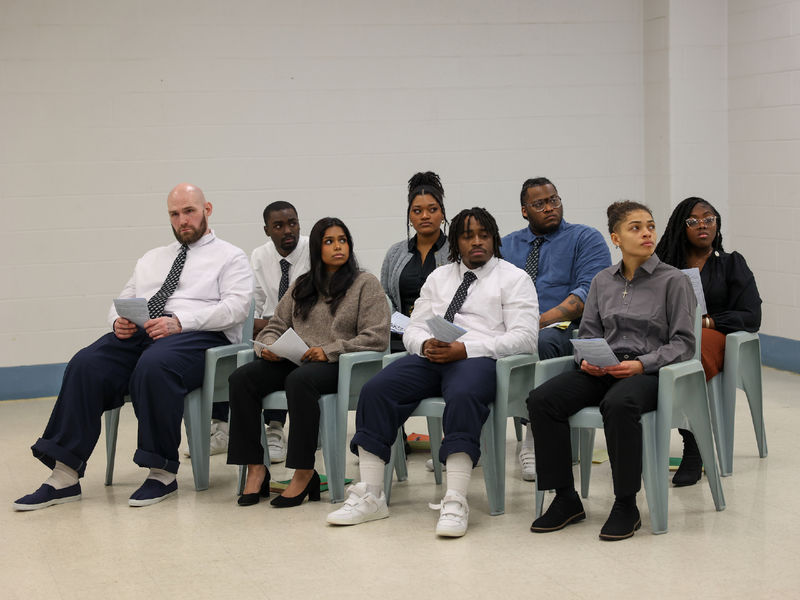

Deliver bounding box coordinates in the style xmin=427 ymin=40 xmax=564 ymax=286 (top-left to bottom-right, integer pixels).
xmin=528 ymin=200 xmax=695 ymax=542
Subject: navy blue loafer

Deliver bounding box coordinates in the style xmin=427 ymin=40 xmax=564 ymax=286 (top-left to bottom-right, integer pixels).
xmin=13 ymin=483 xmax=82 ymax=511
xmin=128 ymin=479 xmax=178 ymax=507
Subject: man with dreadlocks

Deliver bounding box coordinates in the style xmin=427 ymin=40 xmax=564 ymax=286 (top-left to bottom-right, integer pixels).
xmin=328 ymin=207 xmax=538 ymax=537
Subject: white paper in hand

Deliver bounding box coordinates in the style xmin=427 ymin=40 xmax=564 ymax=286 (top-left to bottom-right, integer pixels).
xmin=391 ymin=311 xmax=411 ymax=334
xmin=681 ymin=268 xmax=707 ymax=316
xmin=258 ymin=328 xmax=309 ymax=366
xmin=114 ymin=298 xmax=150 ymax=327
xmin=426 ymin=315 xmax=467 ymax=344
xmin=569 ymin=338 xmax=620 ymax=368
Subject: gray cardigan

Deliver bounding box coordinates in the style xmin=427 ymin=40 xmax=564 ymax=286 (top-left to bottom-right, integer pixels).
xmin=380 ymin=236 xmax=450 ymax=312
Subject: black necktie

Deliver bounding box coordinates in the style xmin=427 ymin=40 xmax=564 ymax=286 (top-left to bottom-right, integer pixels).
xmin=525 ymin=237 xmax=545 ymax=284
xmin=278 ymin=259 xmax=291 ymax=300
xmin=147 ymin=244 xmax=188 ymax=319
xmin=444 ymin=271 xmax=477 ymax=322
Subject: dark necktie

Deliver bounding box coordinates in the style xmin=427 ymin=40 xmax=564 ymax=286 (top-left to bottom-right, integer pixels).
xmin=444 ymin=271 xmax=477 ymax=322
xmin=524 ymin=237 xmax=545 ymax=284
xmin=278 ymin=259 xmax=291 ymax=300
xmin=147 ymin=244 xmax=188 ymax=319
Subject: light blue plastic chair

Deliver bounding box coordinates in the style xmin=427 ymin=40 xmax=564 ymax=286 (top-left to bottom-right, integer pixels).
xmin=707 ymin=331 xmax=767 ymax=476
xmin=104 ymin=299 xmax=255 ymax=491
xmin=533 ymin=310 xmax=726 ymax=534
xmin=234 ymin=346 xmax=387 ymax=503
xmin=381 ymin=352 xmax=537 ymax=516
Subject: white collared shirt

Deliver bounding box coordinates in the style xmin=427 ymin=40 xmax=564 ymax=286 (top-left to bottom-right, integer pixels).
xmin=250 ymin=235 xmax=310 ymax=319
xmin=403 ymin=257 xmax=539 ymax=359
xmin=108 ymin=230 xmax=253 ymax=343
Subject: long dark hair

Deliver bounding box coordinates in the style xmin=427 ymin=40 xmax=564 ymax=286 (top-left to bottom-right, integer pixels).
xmin=292 ymin=217 xmax=360 ymax=320
xmin=407 ymin=171 xmax=447 ymax=239
xmin=655 ymin=196 xmax=724 ymax=268
xmin=447 ymin=207 xmax=503 ymax=263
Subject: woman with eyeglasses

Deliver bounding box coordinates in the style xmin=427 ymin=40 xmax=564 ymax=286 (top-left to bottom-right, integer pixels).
xmin=655 ymin=196 xmax=761 ymax=487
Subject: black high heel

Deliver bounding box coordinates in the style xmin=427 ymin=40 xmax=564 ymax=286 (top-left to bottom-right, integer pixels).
xmin=238 ymin=466 xmax=271 ymax=506
xmin=270 ymin=470 xmax=321 ymax=508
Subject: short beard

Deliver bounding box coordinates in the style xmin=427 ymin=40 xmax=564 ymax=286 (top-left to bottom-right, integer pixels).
xmin=172 ymin=214 xmax=208 ymax=245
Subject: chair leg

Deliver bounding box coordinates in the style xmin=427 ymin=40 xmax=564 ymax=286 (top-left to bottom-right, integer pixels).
xmin=707 ymin=375 xmax=730 ymax=476
xmin=183 ymin=390 xmax=211 ymax=491
xmin=640 ymin=412 xmax=668 ymax=534
xmin=534 ymin=481 xmax=545 ymax=519
xmin=740 ymin=344 xmax=768 ymax=459
xmin=684 ymin=397 xmax=726 ymax=513
xmin=480 ymin=406 xmax=504 ymax=516
xmin=513 ymin=416 xmax=523 ymax=442
xmin=383 ymin=437 xmax=400 ymax=506
xmin=570 ymin=428 xmax=580 ymax=465
xmin=319 ymin=396 xmax=344 ymax=503
xmin=578 ymin=429 xmax=594 ymax=499
xmin=237 ymin=465 xmax=247 ymax=495
xmin=104 ymin=407 xmax=122 ymax=486
xmin=427 ymin=417 xmax=443 ymax=485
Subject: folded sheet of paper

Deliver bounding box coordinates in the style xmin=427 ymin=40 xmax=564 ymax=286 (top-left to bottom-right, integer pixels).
xmin=544 ymin=320 xmax=572 ymax=330
xmin=113 ymin=298 xmax=150 ymax=327
xmin=681 ymin=267 xmax=707 ymax=316
xmin=569 ymin=338 xmax=620 ymax=368
xmin=251 ymin=328 xmax=309 ymax=366
xmin=425 ymin=315 xmax=467 ymax=344
xmin=390 ymin=311 xmax=411 ymax=334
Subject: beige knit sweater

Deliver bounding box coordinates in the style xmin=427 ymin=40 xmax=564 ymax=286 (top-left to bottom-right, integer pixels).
xmin=255 ymin=271 xmax=390 ymax=362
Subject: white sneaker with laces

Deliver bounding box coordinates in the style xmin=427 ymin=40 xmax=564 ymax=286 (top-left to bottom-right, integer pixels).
xmin=326 ymin=482 xmax=389 ymax=525
xmin=430 ymin=490 xmax=469 ymax=537
xmin=209 ymin=420 xmax=229 ymax=456
xmin=519 ymin=446 xmax=536 ymax=481
xmin=266 ymin=424 xmax=287 ymax=464
xmin=424 ymin=458 xmax=446 ymax=472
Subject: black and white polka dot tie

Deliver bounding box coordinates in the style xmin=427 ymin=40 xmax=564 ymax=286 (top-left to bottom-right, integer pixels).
xmin=147 ymin=244 xmax=188 ymax=319
xmin=444 ymin=271 xmax=477 ymax=323
xmin=524 ymin=237 xmax=545 ymax=284
xmin=278 ymin=258 xmax=291 ymax=300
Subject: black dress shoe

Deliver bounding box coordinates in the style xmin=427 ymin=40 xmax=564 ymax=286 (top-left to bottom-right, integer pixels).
xmin=270 ymin=471 xmax=321 ymax=508
xmin=599 ymin=500 xmax=641 ymax=541
xmin=530 ymin=491 xmax=585 ymax=533
xmin=238 ymin=469 xmax=271 ymax=506
xmin=672 ymin=455 xmax=702 ymax=486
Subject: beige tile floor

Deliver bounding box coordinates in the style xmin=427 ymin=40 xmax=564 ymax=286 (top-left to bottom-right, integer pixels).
xmin=2 ymin=366 xmax=799 ymax=600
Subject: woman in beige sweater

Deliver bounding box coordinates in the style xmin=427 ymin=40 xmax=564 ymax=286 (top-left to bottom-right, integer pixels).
xmin=227 ymin=217 xmax=390 ymax=508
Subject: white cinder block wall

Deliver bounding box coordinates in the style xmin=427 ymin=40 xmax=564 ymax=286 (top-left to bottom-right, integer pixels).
xmin=0 ymin=1 xmax=645 ymax=368
xmin=728 ymin=0 xmax=800 ymax=340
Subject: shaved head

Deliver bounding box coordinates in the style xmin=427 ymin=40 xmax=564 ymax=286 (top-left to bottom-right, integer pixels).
xmin=167 ymin=183 xmax=212 ymax=244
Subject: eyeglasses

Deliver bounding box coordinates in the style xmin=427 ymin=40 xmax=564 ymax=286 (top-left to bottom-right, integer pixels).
xmin=526 ymin=195 xmax=562 ymax=212
xmin=685 ymin=216 xmax=717 ymax=229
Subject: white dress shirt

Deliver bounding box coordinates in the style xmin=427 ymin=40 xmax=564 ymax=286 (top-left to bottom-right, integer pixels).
xmin=403 ymin=257 xmax=539 ymax=359
xmin=108 ymin=230 xmax=253 ymax=344
xmin=251 ymin=236 xmax=310 ymax=319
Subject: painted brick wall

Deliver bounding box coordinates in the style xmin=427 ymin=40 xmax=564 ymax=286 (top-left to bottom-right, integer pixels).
xmin=0 ymin=0 xmax=644 ymax=368
xmin=728 ymin=0 xmax=800 ymax=339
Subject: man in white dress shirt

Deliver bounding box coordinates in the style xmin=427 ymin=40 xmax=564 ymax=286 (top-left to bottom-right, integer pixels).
xmin=210 ymin=201 xmax=310 ymax=461
xmin=328 ymin=207 xmax=539 ymax=537
xmin=13 ymin=183 xmax=253 ymax=511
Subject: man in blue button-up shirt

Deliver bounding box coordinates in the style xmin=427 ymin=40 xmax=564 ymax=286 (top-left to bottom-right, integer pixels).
xmin=501 ymin=177 xmax=611 ymax=480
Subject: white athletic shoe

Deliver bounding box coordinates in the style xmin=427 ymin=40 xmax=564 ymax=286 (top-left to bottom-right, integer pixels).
xmin=519 ymin=447 xmax=536 ymax=481
xmin=266 ymin=424 xmax=287 ymax=464
xmin=425 ymin=458 xmax=446 ymax=472
xmin=430 ymin=490 xmax=469 ymax=537
xmin=209 ymin=419 xmax=229 ymax=456
xmin=326 ymin=482 xmax=389 ymax=525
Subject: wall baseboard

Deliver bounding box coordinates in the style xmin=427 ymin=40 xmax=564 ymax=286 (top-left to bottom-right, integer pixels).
xmin=1 ymin=333 xmax=798 ymax=400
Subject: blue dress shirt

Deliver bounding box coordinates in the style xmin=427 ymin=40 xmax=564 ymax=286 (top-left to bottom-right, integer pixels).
xmin=500 ymin=220 xmax=611 ymax=313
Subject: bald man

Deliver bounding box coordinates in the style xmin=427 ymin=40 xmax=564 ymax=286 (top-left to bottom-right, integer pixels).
xmin=13 ymin=184 xmax=253 ymax=510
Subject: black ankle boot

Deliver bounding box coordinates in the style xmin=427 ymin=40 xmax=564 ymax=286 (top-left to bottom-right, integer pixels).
xmin=673 ymin=429 xmax=702 ymax=487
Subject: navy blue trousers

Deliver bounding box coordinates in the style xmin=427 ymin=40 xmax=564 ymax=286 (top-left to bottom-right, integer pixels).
xmin=537 ymin=322 xmax=577 ymax=360
xmin=32 ymin=329 xmax=228 ymax=476
xmin=350 ymin=354 xmax=496 ymax=466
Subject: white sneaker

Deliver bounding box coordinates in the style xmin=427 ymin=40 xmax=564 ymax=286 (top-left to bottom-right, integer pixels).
xmin=425 ymin=458 xmax=446 ymax=472
xmin=266 ymin=424 xmax=287 ymax=464
xmin=326 ymin=482 xmax=389 ymax=525
xmin=519 ymin=447 xmax=536 ymax=481
xmin=430 ymin=490 xmax=469 ymax=537
xmin=209 ymin=420 xmax=229 ymax=456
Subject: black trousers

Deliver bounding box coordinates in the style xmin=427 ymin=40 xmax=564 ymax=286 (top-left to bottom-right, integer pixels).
xmin=32 ymin=329 xmax=227 ymax=476
xmin=226 ymin=359 xmax=338 ymax=470
xmin=528 ymin=370 xmax=659 ymax=498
